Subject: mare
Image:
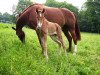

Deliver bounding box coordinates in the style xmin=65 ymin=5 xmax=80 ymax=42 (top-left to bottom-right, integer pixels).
xmin=36 ymin=8 xmax=66 ymax=58
xmin=12 ymin=4 xmax=81 ymax=54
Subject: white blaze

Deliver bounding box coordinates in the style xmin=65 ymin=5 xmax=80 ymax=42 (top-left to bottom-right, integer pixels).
xmin=37 ymin=13 xmax=42 ymax=28
xmin=40 ymin=13 xmax=42 ymax=17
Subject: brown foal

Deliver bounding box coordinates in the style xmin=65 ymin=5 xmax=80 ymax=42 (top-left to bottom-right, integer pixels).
xmin=36 ymin=8 xmax=66 ymax=59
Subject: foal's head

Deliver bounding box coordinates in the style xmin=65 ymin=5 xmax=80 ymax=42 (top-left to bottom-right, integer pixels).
xmin=36 ymin=8 xmax=45 ymax=29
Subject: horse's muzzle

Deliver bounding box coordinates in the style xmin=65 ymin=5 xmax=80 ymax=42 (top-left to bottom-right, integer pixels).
xmin=20 ymin=37 xmax=25 ymax=44
xmin=36 ymin=26 xmax=41 ymax=30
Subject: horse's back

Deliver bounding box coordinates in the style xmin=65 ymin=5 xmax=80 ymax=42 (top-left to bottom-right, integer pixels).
xmin=43 ymin=7 xmax=65 ymax=26
xmin=60 ymin=8 xmax=76 ymax=25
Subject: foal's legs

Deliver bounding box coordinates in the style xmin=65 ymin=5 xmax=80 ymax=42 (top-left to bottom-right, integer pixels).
xmin=36 ymin=31 xmax=42 ymax=49
xmin=36 ymin=31 xmax=48 ymax=59
xmin=50 ymin=35 xmax=62 ymax=54
xmin=59 ymin=37 xmax=66 ymax=53
xmin=40 ymin=34 xmax=48 ymax=59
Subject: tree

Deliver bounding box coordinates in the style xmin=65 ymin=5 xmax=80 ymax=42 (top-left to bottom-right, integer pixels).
xmin=0 ymin=12 xmax=12 ymax=23
xmin=0 ymin=12 xmax=3 ymax=22
xmin=79 ymin=0 xmax=100 ymax=33
xmin=45 ymin=0 xmax=78 ymax=14
xmin=12 ymin=0 xmax=33 ymax=23
xmin=11 ymin=4 xmax=17 ymax=23
xmin=14 ymin=0 xmax=33 ymax=15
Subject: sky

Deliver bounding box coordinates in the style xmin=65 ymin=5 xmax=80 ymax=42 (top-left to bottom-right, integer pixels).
xmin=0 ymin=0 xmax=86 ymax=14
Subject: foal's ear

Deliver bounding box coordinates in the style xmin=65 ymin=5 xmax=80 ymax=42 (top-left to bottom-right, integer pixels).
xmin=12 ymin=27 xmax=16 ymax=31
xmin=42 ymin=9 xmax=45 ymax=13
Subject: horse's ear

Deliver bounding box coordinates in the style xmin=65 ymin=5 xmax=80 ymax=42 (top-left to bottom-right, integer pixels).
xmin=42 ymin=8 xmax=45 ymax=13
xmin=12 ymin=27 xmax=16 ymax=31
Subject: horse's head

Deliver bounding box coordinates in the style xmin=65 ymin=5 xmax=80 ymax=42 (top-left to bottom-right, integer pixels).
xmin=36 ymin=8 xmax=45 ymax=29
xmin=12 ymin=27 xmax=25 ymax=43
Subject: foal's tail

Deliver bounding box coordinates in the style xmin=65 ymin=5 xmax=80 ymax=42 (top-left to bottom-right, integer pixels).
xmin=74 ymin=13 xmax=81 ymax=41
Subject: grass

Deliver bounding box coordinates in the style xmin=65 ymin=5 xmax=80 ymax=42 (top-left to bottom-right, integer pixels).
xmin=0 ymin=23 xmax=100 ymax=75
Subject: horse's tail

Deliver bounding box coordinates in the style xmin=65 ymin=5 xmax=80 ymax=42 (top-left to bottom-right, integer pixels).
xmin=74 ymin=13 xmax=81 ymax=41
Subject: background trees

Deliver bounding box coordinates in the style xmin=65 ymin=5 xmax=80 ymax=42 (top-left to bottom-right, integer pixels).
xmin=45 ymin=0 xmax=78 ymax=14
xmin=14 ymin=0 xmax=33 ymax=15
xmin=0 ymin=0 xmax=100 ymax=33
xmin=12 ymin=0 xmax=33 ymax=23
xmin=0 ymin=12 xmax=12 ymax=23
xmin=79 ymin=0 xmax=100 ymax=33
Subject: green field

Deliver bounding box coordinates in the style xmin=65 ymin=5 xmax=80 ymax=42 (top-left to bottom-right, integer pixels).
xmin=0 ymin=23 xmax=100 ymax=75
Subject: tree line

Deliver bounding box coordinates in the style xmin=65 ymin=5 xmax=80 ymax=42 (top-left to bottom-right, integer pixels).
xmin=0 ymin=12 xmax=12 ymax=23
xmin=0 ymin=0 xmax=100 ymax=33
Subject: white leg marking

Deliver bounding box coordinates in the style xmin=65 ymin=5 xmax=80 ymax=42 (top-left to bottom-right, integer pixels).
xmin=73 ymin=45 xmax=77 ymax=55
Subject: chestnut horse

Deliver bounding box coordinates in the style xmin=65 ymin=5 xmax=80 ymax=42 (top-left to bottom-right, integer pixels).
xmin=36 ymin=8 xmax=66 ymax=58
xmin=12 ymin=4 xmax=81 ymax=54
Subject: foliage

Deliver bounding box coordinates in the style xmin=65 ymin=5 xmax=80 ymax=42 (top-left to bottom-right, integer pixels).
xmin=11 ymin=0 xmax=33 ymax=23
xmin=79 ymin=0 xmax=100 ymax=33
xmin=0 ymin=23 xmax=100 ymax=75
xmin=0 ymin=12 xmax=12 ymax=23
xmin=45 ymin=0 xmax=78 ymax=14
xmin=0 ymin=12 xmax=3 ymax=21
xmin=14 ymin=0 xmax=33 ymax=15
xmin=0 ymin=0 xmax=100 ymax=34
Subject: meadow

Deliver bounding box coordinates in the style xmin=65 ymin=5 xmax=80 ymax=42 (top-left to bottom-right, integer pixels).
xmin=0 ymin=23 xmax=100 ymax=75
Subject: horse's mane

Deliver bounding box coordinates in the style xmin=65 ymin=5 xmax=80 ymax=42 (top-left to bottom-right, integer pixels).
xmin=21 ymin=3 xmax=38 ymax=14
xmin=16 ymin=3 xmax=43 ymax=19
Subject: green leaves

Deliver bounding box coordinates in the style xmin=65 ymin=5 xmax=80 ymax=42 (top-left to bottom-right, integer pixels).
xmin=45 ymin=0 xmax=78 ymax=14
xmin=79 ymin=0 xmax=100 ymax=33
xmin=15 ymin=0 xmax=32 ymax=14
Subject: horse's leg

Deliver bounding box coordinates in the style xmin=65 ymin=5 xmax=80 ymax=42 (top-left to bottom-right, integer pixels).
xmin=50 ymin=35 xmax=62 ymax=54
xmin=69 ymin=29 xmax=77 ymax=55
xmin=56 ymin=28 xmax=66 ymax=53
xmin=40 ymin=34 xmax=48 ymax=59
xmin=36 ymin=32 xmax=44 ymax=54
xmin=59 ymin=38 xmax=66 ymax=53
xmin=36 ymin=31 xmax=42 ymax=48
xmin=36 ymin=31 xmax=48 ymax=57
xmin=62 ymin=28 xmax=72 ymax=52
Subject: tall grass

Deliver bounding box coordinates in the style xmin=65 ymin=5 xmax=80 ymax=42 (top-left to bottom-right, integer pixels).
xmin=0 ymin=23 xmax=100 ymax=75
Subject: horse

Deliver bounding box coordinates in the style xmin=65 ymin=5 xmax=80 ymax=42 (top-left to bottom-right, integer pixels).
xmin=12 ymin=3 xmax=81 ymax=55
xmin=36 ymin=8 xmax=66 ymax=58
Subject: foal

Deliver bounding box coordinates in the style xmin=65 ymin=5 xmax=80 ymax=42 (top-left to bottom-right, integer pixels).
xmin=36 ymin=9 xmax=66 ymax=59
